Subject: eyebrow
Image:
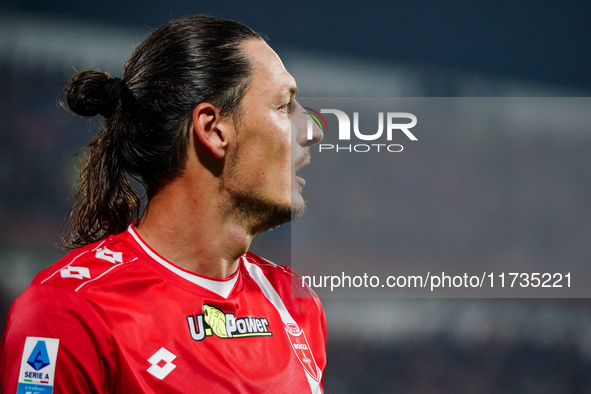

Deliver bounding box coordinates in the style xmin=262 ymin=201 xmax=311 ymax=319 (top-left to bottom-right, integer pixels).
xmin=275 ymin=84 xmax=298 ymax=101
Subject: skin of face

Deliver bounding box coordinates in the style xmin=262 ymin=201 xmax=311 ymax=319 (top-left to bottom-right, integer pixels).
xmin=134 ymin=39 xmax=323 ymax=279
xmin=221 ymin=39 xmax=323 ymax=233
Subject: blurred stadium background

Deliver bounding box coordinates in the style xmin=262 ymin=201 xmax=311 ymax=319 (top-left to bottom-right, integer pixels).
xmin=2 ymin=1 xmax=591 ymax=392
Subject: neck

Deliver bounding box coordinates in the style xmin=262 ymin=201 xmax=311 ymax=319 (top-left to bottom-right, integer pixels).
xmin=135 ymin=175 xmax=253 ymax=280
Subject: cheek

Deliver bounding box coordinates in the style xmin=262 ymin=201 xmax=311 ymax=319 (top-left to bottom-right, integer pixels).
xmin=239 ymin=113 xmax=292 ymax=179
xmin=262 ymin=120 xmax=292 ymax=171
xmin=244 ymin=141 xmax=290 ymax=189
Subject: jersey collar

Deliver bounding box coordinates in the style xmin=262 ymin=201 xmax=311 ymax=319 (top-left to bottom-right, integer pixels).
xmin=127 ymin=225 xmax=239 ymax=299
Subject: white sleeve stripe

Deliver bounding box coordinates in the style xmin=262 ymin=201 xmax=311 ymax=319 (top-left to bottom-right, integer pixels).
xmin=74 ymin=257 xmax=137 ymax=292
xmin=243 ymin=257 xmax=296 ymax=325
xmin=243 ymin=257 xmax=322 ymax=394
xmin=40 ymin=240 xmax=107 ymax=284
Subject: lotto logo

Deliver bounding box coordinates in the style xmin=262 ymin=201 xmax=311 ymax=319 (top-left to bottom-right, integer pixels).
xmin=147 ymin=347 xmax=177 ymax=380
xmin=60 ymin=266 xmax=90 ymax=280
xmin=95 ymin=247 xmax=123 ymax=264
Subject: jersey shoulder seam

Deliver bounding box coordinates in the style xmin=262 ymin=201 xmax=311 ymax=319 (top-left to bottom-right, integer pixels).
xmin=36 ymin=237 xmax=141 ymax=293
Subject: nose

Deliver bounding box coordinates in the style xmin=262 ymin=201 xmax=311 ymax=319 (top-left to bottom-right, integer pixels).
xmin=303 ymin=119 xmax=323 ymax=147
xmin=293 ymin=101 xmax=324 ymax=147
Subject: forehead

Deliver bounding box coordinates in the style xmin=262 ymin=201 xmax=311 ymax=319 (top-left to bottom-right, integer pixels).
xmin=242 ymin=39 xmax=297 ymax=97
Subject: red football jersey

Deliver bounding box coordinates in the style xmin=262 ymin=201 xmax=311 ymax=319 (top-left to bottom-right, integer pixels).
xmin=0 ymin=226 xmax=326 ymax=393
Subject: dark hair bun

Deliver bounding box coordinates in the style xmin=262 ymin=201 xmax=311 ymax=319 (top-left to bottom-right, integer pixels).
xmin=63 ymin=70 xmax=120 ymax=118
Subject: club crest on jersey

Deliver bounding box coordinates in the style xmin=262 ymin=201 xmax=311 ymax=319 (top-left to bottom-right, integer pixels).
xmin=285 ymin=323 xmax=320 ymax=382
xmin=186 ymin=304 xmax=273 ymax=341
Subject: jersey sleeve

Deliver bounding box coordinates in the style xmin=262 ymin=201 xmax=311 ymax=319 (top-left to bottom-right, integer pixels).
xmin=0 ymin=284 xmax=115 ymax=394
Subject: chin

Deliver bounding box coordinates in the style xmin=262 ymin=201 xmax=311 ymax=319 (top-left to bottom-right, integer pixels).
xmin=228 ymin=190 xmax=293 ymax=234
xmin=290 ymin=194 xmax=306 ymax=221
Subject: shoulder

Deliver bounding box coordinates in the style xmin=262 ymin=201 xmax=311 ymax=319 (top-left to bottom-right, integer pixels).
xmin=32 ymin=230 xmax=143 ymax=294
xmin=5 ymin=231 xmax=143 ymax=335
xmin=2 ymin=278 xmax=114 ymax=394
xmin=1 ymin=232 xmax=142 ymax=390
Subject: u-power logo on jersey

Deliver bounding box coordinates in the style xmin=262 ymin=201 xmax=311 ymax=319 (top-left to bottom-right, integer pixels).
xmin=303 ymin=107 xmax=417 ymax=153
xmin=186 ymin=304 xmax=273 ymax=341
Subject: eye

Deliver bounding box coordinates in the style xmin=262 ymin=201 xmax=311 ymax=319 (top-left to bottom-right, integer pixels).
xmin=279 ymin=101 xmax=292 ymax=114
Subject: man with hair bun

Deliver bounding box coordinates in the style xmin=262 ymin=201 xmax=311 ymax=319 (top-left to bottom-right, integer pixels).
xmin=0 ymin=14 xmax=325 ymax=393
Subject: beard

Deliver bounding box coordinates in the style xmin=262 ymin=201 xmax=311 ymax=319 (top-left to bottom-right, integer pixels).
xmin=220 ymin=140 xmax=305 ymax=235
xmin=227 ymin=189 xmax=295 ymax=234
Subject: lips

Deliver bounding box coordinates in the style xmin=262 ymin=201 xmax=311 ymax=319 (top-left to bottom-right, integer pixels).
xmin=294 ymin=154 xmax=310 ymax=187
xmin=295 ymin=174 xmax=306 ymax=186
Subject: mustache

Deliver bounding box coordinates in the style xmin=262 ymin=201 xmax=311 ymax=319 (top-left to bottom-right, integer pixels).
xmin=293 ymin=150 xmax=310 ymax=169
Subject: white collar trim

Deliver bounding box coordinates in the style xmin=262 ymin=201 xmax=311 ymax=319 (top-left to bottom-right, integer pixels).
xmin=128 ymin=226 xmax=238 ymax=299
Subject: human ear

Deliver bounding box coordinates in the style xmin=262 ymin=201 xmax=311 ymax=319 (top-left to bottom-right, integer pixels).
xmin=191 ymin=103 xmax=229 ymax=159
